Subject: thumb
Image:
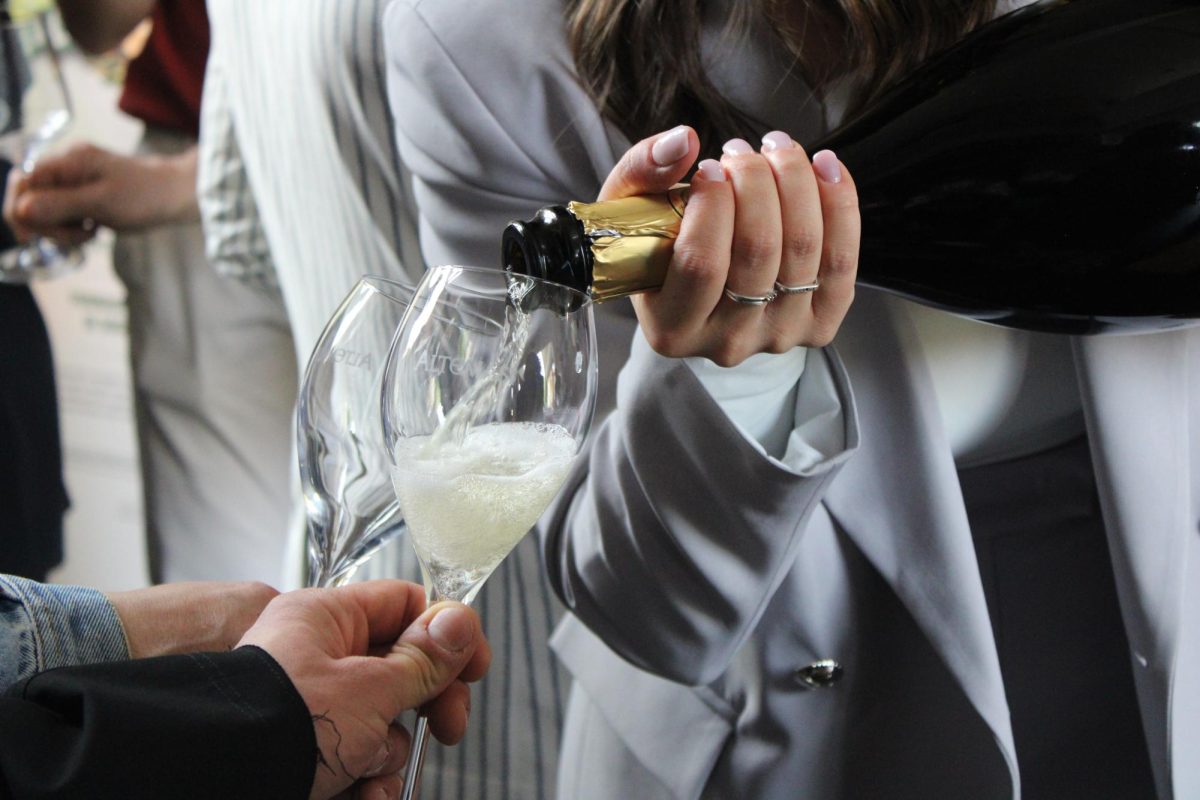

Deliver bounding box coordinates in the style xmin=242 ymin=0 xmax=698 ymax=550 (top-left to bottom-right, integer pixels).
xmin=381 ymin=602 xmax=484 ymax=714
xmin=598 ymin=125 xmax=699 ymax=201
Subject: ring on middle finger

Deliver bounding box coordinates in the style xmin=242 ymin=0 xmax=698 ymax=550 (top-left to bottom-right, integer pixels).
xmin=723 ymin=286 xmax=777 ymax=306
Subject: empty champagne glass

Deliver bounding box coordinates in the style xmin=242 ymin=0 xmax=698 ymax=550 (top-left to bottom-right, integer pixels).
xmin=0 ymin=5 xmax=82 ymax=283
xmin=299 ymin=275 xmax=414 ymax=588
xmin=381 ymin=265 xmax=597 ymax=800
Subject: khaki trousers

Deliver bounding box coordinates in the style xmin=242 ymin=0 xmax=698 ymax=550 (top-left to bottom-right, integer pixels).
xmin=115 ymin=127 xmax=297 ymax=585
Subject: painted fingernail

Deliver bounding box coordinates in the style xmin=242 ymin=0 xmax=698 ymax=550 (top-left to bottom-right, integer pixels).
xmin=812 ymin=150 xmax=842 ymax=184
xmin=427 ymin=606 xmax=474 ymax=652
xmin=696 ymin=159 xmax=726 ymax=182
xmin=651 ymin=125 xmax=691 ymax=166
xmin=761 ymin=131 xmax=793 ymax=153
xmin=722 ymin=138 xmax=754 ymax=156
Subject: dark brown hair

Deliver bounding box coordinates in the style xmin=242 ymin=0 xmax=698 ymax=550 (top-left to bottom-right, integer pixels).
xmin=565 ymin=0 xmax=999 ymax=151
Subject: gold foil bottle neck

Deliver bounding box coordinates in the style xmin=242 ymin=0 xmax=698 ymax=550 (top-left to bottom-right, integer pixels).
xmin=567 ymin=185 xmax=690 ymax=302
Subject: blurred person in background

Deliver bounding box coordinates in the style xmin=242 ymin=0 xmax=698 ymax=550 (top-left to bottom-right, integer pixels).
xmin=5 ymin=0 xmax=298 ymax=585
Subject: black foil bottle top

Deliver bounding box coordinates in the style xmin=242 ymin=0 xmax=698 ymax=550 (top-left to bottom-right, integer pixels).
xmin=502 ymin=205 xmax=594 ymax=313
xmin=502 ymin=205 xmax=593 ymax=292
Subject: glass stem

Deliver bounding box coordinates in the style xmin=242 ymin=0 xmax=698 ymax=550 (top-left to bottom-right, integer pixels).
xmin=399 ymin=715 xmax=433 ymax=800
xmin=399 ymin=582 xmax=457 ymax=800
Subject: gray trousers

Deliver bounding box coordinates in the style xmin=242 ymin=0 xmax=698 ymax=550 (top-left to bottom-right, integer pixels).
xmin=114 ymin=127 xmax=297 ymax=585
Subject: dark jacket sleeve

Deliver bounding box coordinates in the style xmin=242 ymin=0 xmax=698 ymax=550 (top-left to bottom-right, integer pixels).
xmin=0 ymin=646 xmax=316 ymax=799
xmin=0 ymin=156 xmax=70 ymax=581
xmin=1 ymin=159 xmax=17 ymax=252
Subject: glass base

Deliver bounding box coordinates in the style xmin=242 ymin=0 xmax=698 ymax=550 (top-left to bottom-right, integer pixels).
xmin=0 ymin=238 xmax=85 ymax=284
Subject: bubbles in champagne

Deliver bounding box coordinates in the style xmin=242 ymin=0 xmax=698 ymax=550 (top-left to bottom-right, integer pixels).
xmin=389 ymin=421 xmax=576 ymax=600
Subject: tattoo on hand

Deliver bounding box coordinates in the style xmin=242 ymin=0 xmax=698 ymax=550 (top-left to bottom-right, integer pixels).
xmin=311 ymin=712 xmax=350 ymax=777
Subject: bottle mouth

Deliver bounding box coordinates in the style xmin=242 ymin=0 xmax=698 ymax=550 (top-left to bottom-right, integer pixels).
xmin=502 ymin=229 xmax=530 ymax=275
xmin=501 ymin=207 xmax=593 ymax=314
xmin=506 ymin=271 xmax=590 ymax=315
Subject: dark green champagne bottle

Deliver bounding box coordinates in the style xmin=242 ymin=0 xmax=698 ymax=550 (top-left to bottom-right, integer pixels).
xmin=504 ymin=0 xmax=1200 ymax=334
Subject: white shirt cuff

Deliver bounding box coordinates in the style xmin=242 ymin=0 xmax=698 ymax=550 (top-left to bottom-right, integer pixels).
xmin=686 ymin=346 xmax=844 ymax=473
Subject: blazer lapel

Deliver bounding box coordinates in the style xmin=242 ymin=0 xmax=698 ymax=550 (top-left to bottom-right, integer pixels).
xmin=823 ymin=290 xmax=1018 ymax=786
xmin=1075 ymin=327 xmax=1200 ymax=799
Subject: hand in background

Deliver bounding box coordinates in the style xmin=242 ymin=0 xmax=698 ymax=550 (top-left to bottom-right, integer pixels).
xmin=2 ymin=141 xmax=199 ymax=244
xmin=604 ymin=125 xmax=861 ymax=366
xmin=105 ymin=580 xmax=280 ymax=659
xmin=237 ymin=580 xmax=491 ymax=800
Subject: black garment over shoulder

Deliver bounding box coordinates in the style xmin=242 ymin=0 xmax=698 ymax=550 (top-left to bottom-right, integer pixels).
xmin=0 ymin=646 xmax=315 ymax=799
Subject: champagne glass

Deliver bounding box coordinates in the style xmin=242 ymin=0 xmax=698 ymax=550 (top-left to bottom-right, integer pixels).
xmin=0 ymin=6 xmax=83 ymax=283
xmin=380 ymin=265 xmax=597 ymax=800
xmin=299 ymin=276 xmax=414 ymax=588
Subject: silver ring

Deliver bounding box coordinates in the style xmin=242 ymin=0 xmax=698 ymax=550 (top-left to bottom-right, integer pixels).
xmin=723 ymin=287 xmax=776 ymax=306
xmin=774 ymin=280 xmax=820 ymax=295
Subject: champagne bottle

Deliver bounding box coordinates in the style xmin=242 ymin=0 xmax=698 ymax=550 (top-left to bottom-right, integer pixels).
xmin=503 ymin=0 xmax=1200 ymax=334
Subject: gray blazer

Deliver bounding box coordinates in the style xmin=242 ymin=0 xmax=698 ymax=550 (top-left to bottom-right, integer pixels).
xmin=385 ymin=0 xmax=1200 ymax=796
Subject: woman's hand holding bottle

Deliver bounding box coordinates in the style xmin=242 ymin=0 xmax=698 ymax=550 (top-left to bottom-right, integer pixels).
xmin=600 ymin=125 xmax=860 ymax=366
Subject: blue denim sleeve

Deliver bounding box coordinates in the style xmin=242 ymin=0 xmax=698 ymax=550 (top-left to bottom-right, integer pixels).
xmin=0 ymin=574 xmax=131 ymax=691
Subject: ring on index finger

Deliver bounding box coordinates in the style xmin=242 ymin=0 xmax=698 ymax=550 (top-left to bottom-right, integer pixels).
xmin=723 ymin=286 xmax=777 ymax=306
xmin=773 ymin=280 xmax=819 ymax=295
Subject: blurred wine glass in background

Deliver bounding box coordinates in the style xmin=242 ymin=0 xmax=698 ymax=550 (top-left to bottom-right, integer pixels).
xmin=0 ymin=3 xmax=83 ymax=283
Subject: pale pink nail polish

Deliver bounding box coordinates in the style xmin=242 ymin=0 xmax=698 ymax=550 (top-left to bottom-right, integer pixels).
xmin=812 ymin=150 xmax=842 ymax=184
xmin=651 ymin=125 xmax=691 ymax=166
xmin=696 ymin=159 xmax=726 ymax=182
xmin=722 ymin=138 xmax=754 ymax=156
xmin=761 ymin=131 xmax=793 ymax=153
